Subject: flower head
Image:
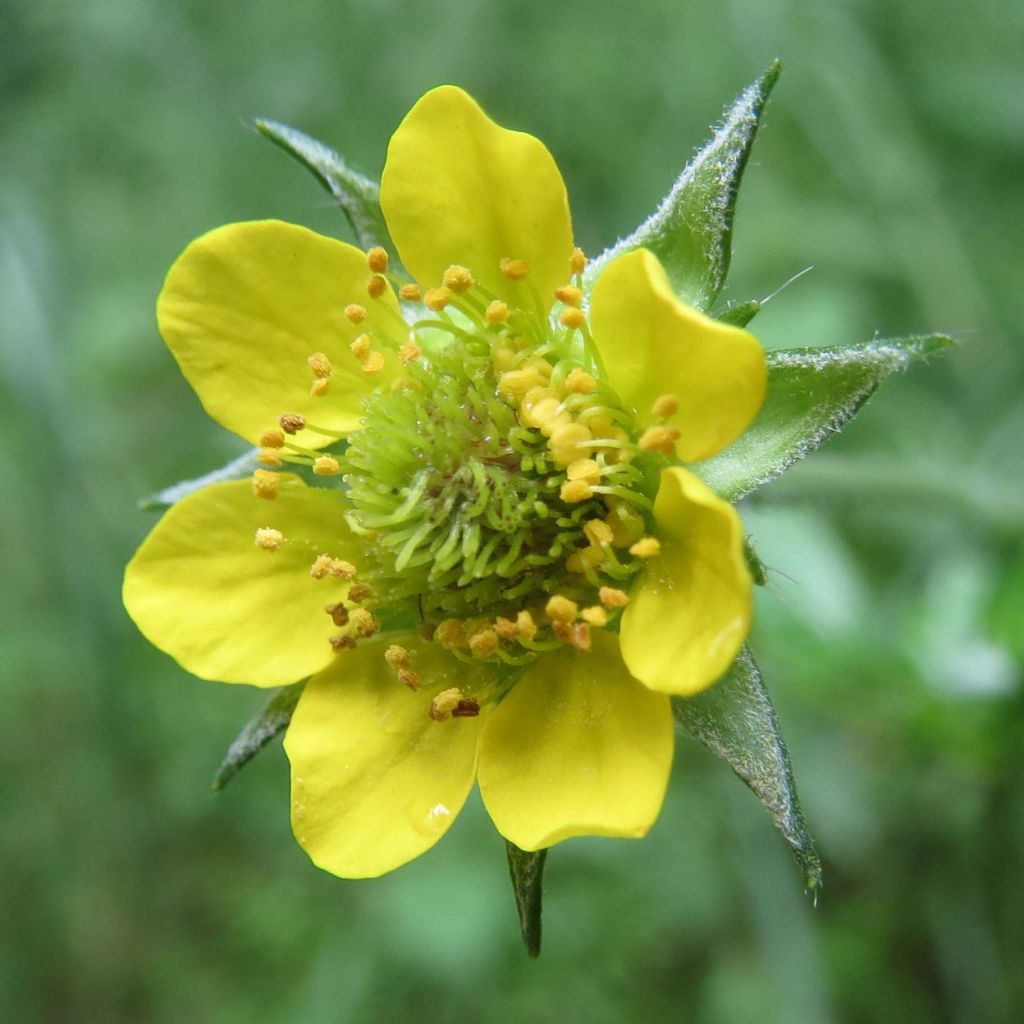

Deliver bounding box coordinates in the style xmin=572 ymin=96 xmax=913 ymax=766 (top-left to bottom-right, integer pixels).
xmin=124 ymin=86 xmax=766 ymax=877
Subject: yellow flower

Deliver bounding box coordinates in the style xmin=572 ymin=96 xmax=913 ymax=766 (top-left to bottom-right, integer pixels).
xmin=123 ymin=87 xmax=766 ymax=878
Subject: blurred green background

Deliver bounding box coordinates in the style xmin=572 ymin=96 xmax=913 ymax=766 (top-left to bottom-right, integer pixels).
xmin=2 ymin=0 xmax=1022 ymax=1021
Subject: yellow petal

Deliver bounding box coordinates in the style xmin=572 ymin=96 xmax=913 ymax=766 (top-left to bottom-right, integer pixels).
xmin=157 ymin=220 xmax=401 ymax=447
xmin=589 ymin=248 xmax=766 ymax=462
xmin=123 ymin=475 xmax=362 ymax=686
xmin=477 ymin=633 xmax=673 ymax=851
xmin=380 ymin=86 xmax=573 ymax=311
xmin=620 ymin=466 xmax=752 ymax=696
xmin=284 ymin=638 xmax=486 ymax=878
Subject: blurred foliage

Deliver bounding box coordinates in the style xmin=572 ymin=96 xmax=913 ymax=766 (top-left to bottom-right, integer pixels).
xmin=1 ymin=0 xmax=1021 ymax=1021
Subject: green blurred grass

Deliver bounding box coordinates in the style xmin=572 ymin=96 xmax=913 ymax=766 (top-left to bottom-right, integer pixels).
xmin=1 ymin=1 xmax=1021 ymax=1021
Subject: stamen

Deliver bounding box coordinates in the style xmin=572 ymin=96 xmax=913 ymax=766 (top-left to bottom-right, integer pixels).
xmin=468 ymin=627 xmax=499 ymax=659
xmin=581 ymin=605 xmax=608 ymax=627
xmin=452 ymin=698 xmax=481 ymax=717
xmin=399 ymin=339 xmax=422 ymax=364
xmin=324 ymin=603 xmax=349 ymax=627
xmin=259 ymin=429 xmax=285 ymax=448
xmin=567 ymin=458 xmax=601 ymax=484
xmin=599 ymin=586 xmax=629 ymax=608
xmin=398 ymin=669 xmax=422 ymax=691
xmin=254 ymin=527 xmax=284 ymax=551
xmin=485 ymin=300 xmax=510 ymax=324
xmin=584 ymin=519 xmax=614 ymax=547
xmin=350 ymin=608 xmax=380 ymax=638
xmin=569 ymin=247 xmax=587 ymax=274
xmin=424 ymin=286 xmax=452 ymax=311
xmin=308 ymin=352 xmax=332 ymax=379
xmin=257 ymin=448 xmax=283 ymax=467
xmin=367 ymin=274 xmax=388 ymax=299
xmin=554 ymin=285 xmax=583 ymax=307
xmin=560 ymin=479 xmax=593 ymax=503
xmin=499 ymin=257 xmax=529 ymax=280
xmin=571 ymin=622 xmax=592 ymax=651
xmin=399 ymin=283 xmax=422 ymax=301
xmin=310 ymin=378 xmax=331 ymax=398
xmin=344 ymin=303 xmax=368 ymax=324
xmin=436 ymin=618 xmax=468 ymax=650
xmin=559 ymin=307 xmax=586 ymax=330
xmin=494 ymin=616 xmax=518 ymax=641
xmin=549 ymin=423 xmax=592 ymax=466
xmin=330 ymin=634 xmax=357 ymax=652
xmin=367 ymin=246 xmax=389 ymax=273
xmin=348 ymin=582 xmax=375 ymax=603
xmin=565 ymin=367 xmax=598 ymax=394
xmin=278 ymin=412 xmax=306 ymax=435
xmin=430 ymin=687 xmax=463 ymax=721
xmin=313 ymin=455 xmax=341 ymax=476
xmin=362 ymin=351 xmax=386 ymax=374
xmin=516 ymin=610 xmax=538 ymax=642
xmin=546 ymin=594 xmax=578 ymax=624
xmin=350 ymin=334 xmax=372 ymax=359
xmin=442 ymin=265 xmax=475 ymax=292
xmin=651 ymin=393 xmax=679 ymax=418
xmin=629 ymin=537 xmax=661 ymax=559
xmin=309 ymin=555 xmax=357 ymax=580
xmin=639 ymin=425 xmax=681 ymax=455
xmin=252 ymin=469 xmax=279 ymax=500
xmin=384 ymin=644 xmax=410 ymax=669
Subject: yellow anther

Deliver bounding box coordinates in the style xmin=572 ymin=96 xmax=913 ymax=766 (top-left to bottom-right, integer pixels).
xmin=498 ymin=366 xmax=545 ymax=399
xmin=569 ymin=246 xmax=587 ymax=274
xmin=324 ymin=603 xmax=349 ymax=627
xmin=278 ymin=412 xmax=305 ymax=435
xmin=546 ymin=595 xmax=579 ymax=624
xmin=310 ymin=378 xmax=331 ymax=398
xmin=436 ymin=618 xmax=467 ymax=650
xmin=522 ymin=394 xmax=562 ymax=430
xmin=361 ymin=351 xmax=386 ymax=374
xmin=560 ymin=479 xmax=593 ymax=503
xmin=630 ymin=537 xmax=661 ymax=559
xmin=515 ymin=610 xmax=537 ymax=642
xmin=499 ymin=257 xmax=529 ymax=280
xmin=424 ymin=286 xmax=452 ymax=311
xmin=571 ymin=622 xmax=592 ymax=651
xmin=581 ymin=605 xmax=608 ymax=627
xmin=350 ymin=334 xmax=371 ymax=359
xmin=308 ymin=352 xmax=332 ymax=379
xmin=567 ymin=458 xmax=601 ymax=484
xmin=367 ymin=274 xmax=388 ymax=299
xmin=584 ymin=519 xmax=614 ymax=547
xmin=554 ymin=285 xmax=583 ymax=306
xmin=492 ymin=345 xmax=518 ymax=372
xmin=559 ymin=307 xmax=586 ymax=330
xmin=257 ymin=447 xmax=283 ymax=467
xmin=442 ymin=264 xmax=475 ymax=292
xmin=309 ymin=555 xmax=357 ymax=580
xmin=485 ymin=299 xmax=510 ymax=325
xmin=607 ymin=505 xmax=646 ymax=547
xmin=398 ymin=669 xmax=422 ymax=691
xmin=566 ymin=545 xmax=604 ymax=574
xmin=639 ymin=424 xmax=681 ymax=455
xmin=399 ymin=283 xmax=422 ymax=301
xmin=564 ymin=367 xmax=598 ymax=394
xmin=350 ymin=607 xmax=380 ymax=638
xmin=366 ymin=246 xmax=389 ymax=273
xmin=254 ymin=527 xmax=283 ymax=551
xmin=399 ymin=339 xmax=422 ymax=364
xmin=652 ymin=393 xmax=679 ymax=418
xmin=330 ymin=633 xmax=357 ymax=652
xmin=344 ymin=303 xmax=368 ymax=323
xmin=259 ymin=429 xmax=285 ymax=448
xmin=469 ymin=627 xmax=499 ymax=659
xmin=347 ymin=582 xmax=375 ymax=603
xmin=313 ymin=455 xmax=340 ymax=476
xmin=494 ymin=616 xmax=519 ymax=641
xmin=252 ymin=469 xmax=279 ymax=500
xmin=599 ymin=586 xmax=630 ymax=608
xmin=385 ymin=644 xmax=410 ymax=669
xmin=430 ymin=687 xmax=463 ymax=721
xmin=549 ymin=422 xmax=592 ymax=465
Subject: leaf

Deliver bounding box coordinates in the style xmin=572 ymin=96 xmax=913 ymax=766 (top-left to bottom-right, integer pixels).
xmin=254 ymin=118 xmax=389 ymax=252
xmin=505 ymin=840 xmax=548 ymax=958
xmin=138 ymin=449 xmax=258 ymax=510
xmin=695 ymin=334 xmax=956 ymax=502
xmin=674 ymin=647 xmax=821 ymax=895
xmin=213 ymin=683 xmax=305 ymax=792
xmin=587 ymin=61 xmax=781 ymax=309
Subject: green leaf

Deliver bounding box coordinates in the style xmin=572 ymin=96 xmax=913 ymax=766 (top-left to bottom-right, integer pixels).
xmin=587 ymin=60 xmax=780 ymax=309
xmin=254 ymin=118 xmax=389 ymax=252
xmin=696 ymin=334 xmax=956 ymax=502
xmin=138 ymin=449 xmax=258 ymax=510
xmin=505 ymin=841 xmax=548 ymax=958
xmin=674 ymin=647 xmax=821 ymax=895
xmin=213 ymin=683 xmax=305 ymax=792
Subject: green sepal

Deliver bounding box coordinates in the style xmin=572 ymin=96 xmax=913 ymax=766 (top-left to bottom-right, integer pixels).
xmin=674 ymin=647 xmax=821 ymax=895
xmin=254 ymin=118 xmax=389 ymax=252
xmin=138 ymin=449 xmax=258 ymax=510
xmin=716 ymin=298 xmax=761 ymax=327
xmin=212 ymin=682 xmax=305 ymax=792
xmin=696 ymin=334 xmax=956 ymax=502
xmin=586 ymin=60 xmax=780 ymax=310
xmin=505 ymin=840 xmax=548 ymax=958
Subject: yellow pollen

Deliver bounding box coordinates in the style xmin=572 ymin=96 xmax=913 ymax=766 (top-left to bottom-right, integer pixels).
xmin=567 ymin=458 xmax=601 ymax=484
xmin=559 ymin=307 xmax=586 ymax=330
xmin=485 ymin=299 xmax=510 ymax=324
xmin=367 ymin=274 xmax=388 ymax=299
xmin=424 ymin=286 xmax=452 ymax=311
xmin=398 ymin=283 xmax=422 ymax=301
xmin=468 ymin=627 xmax=499 ymax=659
xmin=599 ymin=586 xmax=629 ymax=608
xmin=569 ymin=246 xmax=587 ymax=274
xmin=564 ymin=367 xmax=598 ymax=394
xmin=581 ymin=605 xmax=608 ymax=627
xmin=330 ymin=633 xmax=357 ymax=652
xmin=350 ymin=334 xmax=371 ymax=359
xmin=398 ymin=669 xmax=422 ymax=691
xmin=546 ymin=595 xmax=579 ymax=624
xmin=442 ymin=264 xmax=475 ymax=292
xmin=554 ymin=285 xmax=583 ymax=306
xmin=571 ymin=622 xmax=592 ymax=652
xmin=253 ymin=527 xmax=283 ymax=551
xmin=313 ymin=455 xmax=341 ymax=476
xmin=344 ymin=303 xmax=368 ymax=323
xmin=399 ymin=339 xmax=422 ymax=364
xmin=325 ymin=603 xmax=349 ymax=627
xmin=630 ymin=537 xmax=661 ymax=559
xmin=308 ymin=352 xmax=332 ymax=379
xmin=566 ymin=545 xmax=604 ymax=573
xmin=366 ymin=246 xmax=389 ymax=273
xmin=492 ymin=345 xmax=517 ymax=371
xmin=494 ymin=616 xmax=518 ymax=641
xmin=652 ymin=393 xmax=679 ymax=418
xmin=639 ymin=425 xmax=681 ymax=455
xmin=499 ymin=366 xmax=545 ymax=399
xmin=549 ymin=422 xmax=592 ymax=466
xmin=310 ymin=378 xmax=331 ymax=398
xmin=436 ymin=618 xmax=467 ymax=650
xmin=361 ymin=351 xmax=386 ymax=374
xmin=430 ymin=687 xmax=463 ymax=721
xmin=257 ymin=448 xmax=283 ymax=467
xmin=560 ymin=479 xmax=593 ymax=503
xmin=259 ymin=429 xmax=285 ymax=448
xmin=584 ymin=519 xmax=614 ymax=547
xmin=350 ymin=608 xmax=380 ymax=638
xmin=310 ymin=555 xmax=357 ymax=580
xmin=252 ymin=470 xmax=279 ymax=500
xmin=522 ymin=394 xmax=562 ymax=430
xmin=499 ymin=257 xmax=529 ymax=280
xmin=348 ymin=582 xmax=375 ymax=603
xmin=278 ymin=412 xmax=305 ymax=435
xmin=516 ymin=610 xmax=538 ymax=642
xmin=385 ymin=644 xmax=410 ymax=669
